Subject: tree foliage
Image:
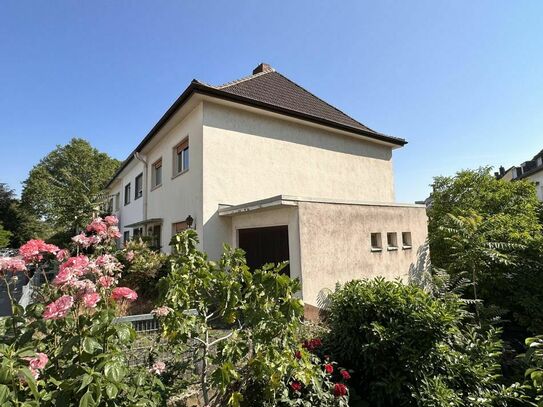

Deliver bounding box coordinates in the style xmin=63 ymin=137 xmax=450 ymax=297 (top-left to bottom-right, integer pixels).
xmin=21 ymin=138 xmax=120 ymax=232
xmin=427 ymin=168 xmax=543 ymax=332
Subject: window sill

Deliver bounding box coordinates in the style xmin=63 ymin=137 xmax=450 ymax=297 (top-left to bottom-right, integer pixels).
xmin=371 ymin=248 xmax=382 ymax=252
xmin=387 ymin=247 xmax=398 ymax=251
xmin=172 ymin=169 xmax=189 ymax=180
xmin=402 ymin=245 xmax=412 ymax=250
xmin=151 ymin=184 xmax=162 ymax=192
xmin=135 ymin=195 xmax=143 ymax=200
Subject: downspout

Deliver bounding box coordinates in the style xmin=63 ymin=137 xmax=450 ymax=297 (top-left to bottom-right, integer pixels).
xmin=134 ymin=152 xmax=148 ymax=230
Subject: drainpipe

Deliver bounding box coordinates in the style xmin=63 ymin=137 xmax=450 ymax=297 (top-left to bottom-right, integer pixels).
xmin=134 ymin=152 xmax=148 ymax=231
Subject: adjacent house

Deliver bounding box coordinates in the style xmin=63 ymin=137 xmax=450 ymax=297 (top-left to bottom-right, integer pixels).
xmin=105 ymin=63 xmax=428 ymax=316
xmin=495 ymin=149 xmax=543 ymax=201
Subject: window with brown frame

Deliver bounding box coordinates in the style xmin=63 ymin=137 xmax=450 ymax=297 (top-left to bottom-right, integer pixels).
xmin=174 ymin=138 xmax=189 ymax=176
xmin=172 ymin=221 xmax=189 ymax=236
xmin=152 ymin=158 xmax=162 ymax=188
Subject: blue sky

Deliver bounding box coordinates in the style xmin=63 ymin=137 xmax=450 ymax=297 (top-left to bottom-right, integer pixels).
xmin=1 ymin=1 xmax=542 ymax=202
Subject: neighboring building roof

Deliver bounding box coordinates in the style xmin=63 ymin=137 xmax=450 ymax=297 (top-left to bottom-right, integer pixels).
xmin=106 ymin=63 xmax=406 ymax=188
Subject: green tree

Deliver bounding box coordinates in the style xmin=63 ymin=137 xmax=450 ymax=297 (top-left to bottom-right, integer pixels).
xmin=0 ymin=183 xmax=44 ymax=247
xmin=427 ymin=168 xmax=543 ymax=332
xmin=21 ymin=138 xmax=120 ymax=232
xmin=0 ymin=223 xmax=12 ymax=248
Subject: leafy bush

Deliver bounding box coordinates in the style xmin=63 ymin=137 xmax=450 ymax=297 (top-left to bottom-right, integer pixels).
xmin=325 ymin=278 xmax=523 ymax=406
xmin=0 ymin=216 xmax=165 ymax=406
xmin=156 ymin=230 xmax=349 ymax=407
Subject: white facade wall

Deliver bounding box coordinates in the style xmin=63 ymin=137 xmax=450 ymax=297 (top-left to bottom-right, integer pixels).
xmin=144 ymin=104 xmax=204 ymax=252
xmin=526 ymin=171 xmax=543 ymax=201
xmin=116 ymin=160 xmax=145 ymax=240
xmin=201 ymin=101 xmax=396 ymax=259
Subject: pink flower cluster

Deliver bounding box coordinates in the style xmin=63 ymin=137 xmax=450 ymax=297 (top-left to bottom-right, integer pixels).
xmin=151 ymin=306 xmax=172 ymax=317
xmin=25 ymin=352 xmax=48 ymax=379
xmin=0 ymin=256 xmax=26 ymax=273
xmin=22 ymin=215 xmax=140 ymax=322
xmin=43 ymin=295 xmax=74 ymax=320
xmin=19 ymin=240 xmax=59 ymax=263
xmin=149 ymin=361 xmax=166 ymax=375
xmin=72 ymin=216 xmax=121 ymax=248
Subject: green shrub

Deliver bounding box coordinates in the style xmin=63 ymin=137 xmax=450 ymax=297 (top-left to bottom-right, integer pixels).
xmin=325 ymin=278 xmax=522 ymax=406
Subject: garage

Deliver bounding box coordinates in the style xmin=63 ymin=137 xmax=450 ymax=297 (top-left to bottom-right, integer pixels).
xmin=237 ymin=225 xmax=290 ymax=276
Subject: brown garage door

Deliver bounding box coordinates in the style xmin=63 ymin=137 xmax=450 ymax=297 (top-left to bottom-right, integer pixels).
xmin=238 ymin=225 xmax=290 ymax=276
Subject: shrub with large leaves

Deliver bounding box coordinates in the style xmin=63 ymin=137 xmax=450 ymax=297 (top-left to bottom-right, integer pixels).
xmin=325 ymin=278 xmax=524 ymax=406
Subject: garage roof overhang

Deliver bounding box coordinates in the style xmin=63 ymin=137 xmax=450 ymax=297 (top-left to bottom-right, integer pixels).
xmin=218 ymin=195 xmax=426 ymax=217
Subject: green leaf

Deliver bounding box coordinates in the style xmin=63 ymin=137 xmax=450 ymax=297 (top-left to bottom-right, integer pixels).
xmin=0 ymin=384 xmax=10 ymax=403
xmin=104 ymin=362 xmax=125 ymax=383
xmin=105 ymin=383 xmax=118 ymax=399
xmin=228 ymin=391 xmax=244 ymax=407
xmin=18 ymin=367 xmax=39 ymax=400
xmin=82 ymin=337 xmax=102 ymax=354
xmin=79 ymin=391 xmax=95 ymax=407
xmin=78 ymin=374 xmax=93 ymax=392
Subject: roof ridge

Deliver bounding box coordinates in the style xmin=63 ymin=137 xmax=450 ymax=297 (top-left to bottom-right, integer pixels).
xmin=213 ymin=69 xmax=275 ymax=89
xmin=273 ymin=71 xmax=379 ymax=134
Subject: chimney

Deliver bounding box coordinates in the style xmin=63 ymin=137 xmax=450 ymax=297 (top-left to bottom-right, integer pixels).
xmin=253 ymin=63 xmax=273 ymax=75
xmin=499 ymin=166 xmax=505 ymax=175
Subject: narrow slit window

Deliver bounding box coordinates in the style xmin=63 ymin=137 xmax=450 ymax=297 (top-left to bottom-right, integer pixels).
xmin=152 ymin=159 xmax=162 ymax=188
xmin=174 ymin=138 xmax=189 ymax=176
xmin=135 ymin=173 xmax=143 ymax=199
xmin=387 ymin=232 xmax=398 ymax=250
xmin=124 ymin=183 xmax=131 ymax=205
xmin=402 ymin=232 xmax=412 ymax=249
xmin=370 ymin=233 xmax=382 ymax=251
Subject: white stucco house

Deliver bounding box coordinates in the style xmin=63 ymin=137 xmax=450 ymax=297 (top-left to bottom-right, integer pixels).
xmin=105 ymin=63 xmax=428 ymax=316
xmin=496 ymin=149 xmax=543 ymax=201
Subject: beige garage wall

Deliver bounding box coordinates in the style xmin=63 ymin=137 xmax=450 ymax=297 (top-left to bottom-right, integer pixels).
xmin=202 ymin=101 xmax=395 ymax=259
xmin=297 ymin=201 xmax=428 ymax=306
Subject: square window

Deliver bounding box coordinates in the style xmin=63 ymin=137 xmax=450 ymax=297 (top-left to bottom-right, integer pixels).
xmin=124 ymin=183 xmax=131 ymax=205
xmin=152 ymin=159 xmax=162 ymax=188
xmin=402 ymin=232 xmax=412 ymax=249
xmin=135 ymin=173 xmax=143 ymax=199
xmin=387 ymin=232 xmax=398 ymax=250
xmin=370 ymin=233 xmax=382 ymax=251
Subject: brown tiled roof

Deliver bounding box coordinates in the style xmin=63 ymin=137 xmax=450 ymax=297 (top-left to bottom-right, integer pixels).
xmin=207 ymin=69 xmax=377 ymax=133
xmin=106 ymin=64 xmax=405 ymax=187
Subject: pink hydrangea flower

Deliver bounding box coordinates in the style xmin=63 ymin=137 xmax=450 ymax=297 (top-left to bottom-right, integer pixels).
xmin=82 ymin=292 xmax=100 ymax=308
xmin=95 ymin=254 xmax=122 ymax=274
xmin=107 ymin=226 xmax=121 ymax=239
xmin=125 ymin=251 xmax=135 ymax=262
xmin=111 ymin=287 xmax=138 ymax=302
xmin=151 ymin=306 xmax=173 ymax=317
xmin=0 ymin=257 xmax=26 ymax=273
xmin=98 ymin=275 xmax=115 ymax=288
xmin=104 ymin=215 xmax=119 ymax=226
xmin=86 ymin=217 xmax=108 ymax=236
xmin=72 ymin=233 xmax=94 ymax=248
xmin=19 ymin=240 xmax=59 ymax=263
xmin=27 ymin=352 xmax=48 ymax=370
xmin=43 ymin=295 xmax=74 ymax=320
xmin=55 ymin=249 xmax=70 ymax=262
xmin=149 ymin=361 xmax=166 ymax=375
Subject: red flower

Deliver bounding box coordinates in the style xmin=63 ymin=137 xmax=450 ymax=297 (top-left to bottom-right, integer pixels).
xmin=324 ymin=363 xmax=334 ymax=374
xmin=333 ymin=383 xmax=348 ymax=397
xmin=294 ymin=351 xmax=302 ymax=360
xmin=302 ymin=338 xmax=322 ymax=351
xmin=290 ymin=381 xmax=302 ymax=392
xmin=340 ymin=370 xmax=351 ymax=380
